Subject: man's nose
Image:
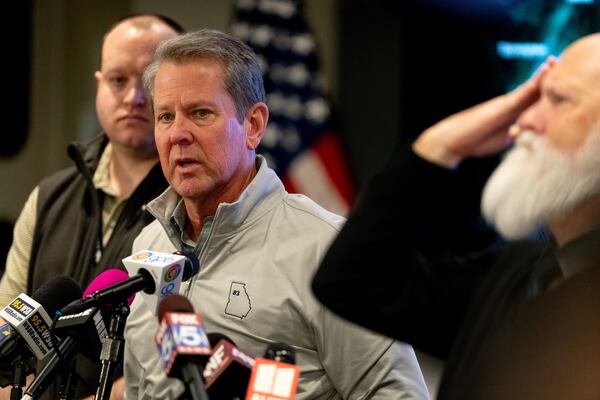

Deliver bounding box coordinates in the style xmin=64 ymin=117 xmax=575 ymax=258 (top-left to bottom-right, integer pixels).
xmin=170 ymin=117 xmax=194 ymax=145
xmin=516 ymin=100 xmax=547 ymax=137
xmin=125 ymin=85 xmax=147 ymax=107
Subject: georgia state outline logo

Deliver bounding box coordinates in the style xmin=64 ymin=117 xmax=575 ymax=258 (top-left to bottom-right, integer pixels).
xmin=225 ymin=281 xmax=252 ymax=319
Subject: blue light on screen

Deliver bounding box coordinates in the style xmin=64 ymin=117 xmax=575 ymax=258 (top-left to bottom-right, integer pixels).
xmin=565 ymin=0 xmax=594 ymax=5
xmin=497 ymin=41 xmax=549 ymax=60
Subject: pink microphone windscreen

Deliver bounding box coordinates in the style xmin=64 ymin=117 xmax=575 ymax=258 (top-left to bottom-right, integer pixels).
xmin=83 ymin=268 xmax=135 ymax=305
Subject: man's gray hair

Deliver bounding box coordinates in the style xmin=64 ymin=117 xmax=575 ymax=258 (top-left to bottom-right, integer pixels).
xmin=143 ymin=29 xmax=265 ymax=121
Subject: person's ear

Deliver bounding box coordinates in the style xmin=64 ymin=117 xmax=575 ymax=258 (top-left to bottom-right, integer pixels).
xmin=94 ymin=71 xmax=102 ymax=89
xmin=244 ymin=102 xmax=269 ymax=150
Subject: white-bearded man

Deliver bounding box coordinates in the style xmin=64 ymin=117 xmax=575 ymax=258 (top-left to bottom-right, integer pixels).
xmin=313 ymin=33 xmax=600 ymax=400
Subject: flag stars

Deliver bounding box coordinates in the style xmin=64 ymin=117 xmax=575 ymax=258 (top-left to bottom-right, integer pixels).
xmin=259 ymin=123 xmax=301 ymax=154
xmin=267 ymin=92 xmax=304 ymax=120
xmin=262 ymin=124 xmax=282 ymax=148
xmin=283 ymin=96 xmax=303 ymax=120
xmin=292 ymin=33 xmax=315 ymax=56
xmin=251 ymin=25 xmax=274 ymax=48
xmin=236 ymin=0 xmax=257 ymax=12
xmin=269 ymin=63 xmax=310 ymax=87
xmin=305 ymin=98 xmax=330 ymax=124
xmin=233 ymin=0 xmax=354 ymax=213
xmin=288 ymin=64 xmax=310 ymax=86
xmin=267 ymin=92 xmax=286 ymax=114
xmin=258 ymin=0 xmax=297 ymax=19
xmin=231 ymin=22 xmax=251 ymax=42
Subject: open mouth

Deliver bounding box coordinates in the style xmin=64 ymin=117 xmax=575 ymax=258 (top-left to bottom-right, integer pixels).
xmin=175 ymin=158 xmax=197 ymax=168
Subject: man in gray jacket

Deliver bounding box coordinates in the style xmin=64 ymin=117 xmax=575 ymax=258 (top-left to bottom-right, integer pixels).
xmin=123 ymin=29 xmax=429 ymax=399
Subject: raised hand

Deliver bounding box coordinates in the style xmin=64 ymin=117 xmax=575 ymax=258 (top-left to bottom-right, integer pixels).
xmin=413 ymin=57 xmax=556 ymax=168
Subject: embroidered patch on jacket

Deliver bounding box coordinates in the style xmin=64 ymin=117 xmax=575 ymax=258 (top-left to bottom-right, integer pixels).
xmin=225 ymin=281 xmax=252 ymax=319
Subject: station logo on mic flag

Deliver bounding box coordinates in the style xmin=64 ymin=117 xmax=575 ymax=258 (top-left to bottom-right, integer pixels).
xmin=231 ymin=0 xmax=356 ymax=216
xmin=155 ymin=312 xmax=211 ymax=376
xmin=0 ymin=294 xmax=54 ymax=359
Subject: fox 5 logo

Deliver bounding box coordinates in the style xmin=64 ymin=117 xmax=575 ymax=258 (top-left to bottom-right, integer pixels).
xmin=158 ymin=322 xmax=210 ymax=369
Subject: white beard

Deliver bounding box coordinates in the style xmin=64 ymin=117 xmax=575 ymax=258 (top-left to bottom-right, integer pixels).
xmin=481 ymin=125 xmax=600 ymax=240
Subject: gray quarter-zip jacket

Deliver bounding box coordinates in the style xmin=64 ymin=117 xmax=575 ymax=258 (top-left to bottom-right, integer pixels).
xmin=123 ymin=156 xmax=429 ymax=400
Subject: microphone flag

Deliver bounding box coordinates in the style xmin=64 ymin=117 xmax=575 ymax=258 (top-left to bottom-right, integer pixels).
xmin=155 ymin=311 xmax=211 ymax=376
xmin=245 ymin=358 xmax=299 ymax=400
xmin=0 ymin=294 xmax=53 ymax=359
xmin=122 ymin=250 xmax=187 ymax=315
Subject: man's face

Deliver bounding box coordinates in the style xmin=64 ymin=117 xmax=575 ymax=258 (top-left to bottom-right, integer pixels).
xmin=153 ymin=59 xmax=253 ymax=202
xmin=517 ymin=36 xmax=600 ymax=153
xmin=95 ymin=21 xmax=177 ymax=157
xmin=481 ymin=35 xmax=600 ymax=240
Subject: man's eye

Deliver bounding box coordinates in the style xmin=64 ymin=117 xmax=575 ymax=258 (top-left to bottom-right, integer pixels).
xmin=193 ymin=109 xmax=210 ymax=118
xmin=549 ymin=92 xmax=568 ymax=105
xmin=109 ymin=76 xmax=126 ymax=87
xmin=158 ymin=113 xmax=174 ymax=123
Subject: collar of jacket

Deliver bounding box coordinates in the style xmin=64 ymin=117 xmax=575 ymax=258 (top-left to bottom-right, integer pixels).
xmin=146 ymin=155 xmax=285 ymax=240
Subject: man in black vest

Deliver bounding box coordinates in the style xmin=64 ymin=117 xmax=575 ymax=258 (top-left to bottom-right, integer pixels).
xmin=0 ymin=13 xmax=183 ymax=399
xmin=313 ymin=33 xmax=600 ymax=399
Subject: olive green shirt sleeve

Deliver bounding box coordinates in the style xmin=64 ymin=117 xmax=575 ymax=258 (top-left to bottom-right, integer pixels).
xmin=0 ymin=186 xmax=38 ymax=308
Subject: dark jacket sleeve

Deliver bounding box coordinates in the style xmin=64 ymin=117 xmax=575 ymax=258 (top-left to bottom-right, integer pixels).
xmin=312 ymin=143 xmax=498 ymax=358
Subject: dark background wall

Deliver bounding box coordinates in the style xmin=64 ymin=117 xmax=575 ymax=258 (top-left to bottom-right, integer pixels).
xmin=339 ymin=0 xmax=599 ymax=186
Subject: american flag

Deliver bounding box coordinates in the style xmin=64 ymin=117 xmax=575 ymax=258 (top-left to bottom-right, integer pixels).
xmin=230 ymin=0 xmax=356 ymax=216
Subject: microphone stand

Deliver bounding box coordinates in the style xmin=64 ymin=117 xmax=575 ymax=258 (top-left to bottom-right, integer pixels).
xmin=57 ymin=359 xmax=77 ymax=400
xmin=181 ymin=363 xmax=210 ymax=400
xmin=95 ymin=302 xmax=129 ymax=400
xmin=9 ymin=356 xmax=27 ymax=400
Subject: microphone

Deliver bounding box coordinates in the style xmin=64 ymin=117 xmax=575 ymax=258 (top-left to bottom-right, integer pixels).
xmin=155 ymin=294 xmax=211 ymax=400
xmin=245 ymin=343 xmax=300 ymax=400
xmin=82 ymin=268 xmax=134 ymax=303
xmin=60 ymin=250 xmax=199 ymax=316
xmin=23 ymin=307 xmax=108 ymax=400
xmin=22 ymin=272 xmax=136 ymax=400
xmin=0 ymin=275 xmax=82 ymax=363
xmin=0 ymin=275 xmax=82 ymax=396
xmin=264 ymin=343 xmax=296 ymax=364
xmin=52 ymin=270 xmax=133 ymax=362
xmin=123 ymin=250 xmax=199 ymax=315
xmin=203 ymin=334 xmax=255 ymax=400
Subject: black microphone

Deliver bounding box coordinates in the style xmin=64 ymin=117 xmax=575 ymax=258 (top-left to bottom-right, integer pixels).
xmin=0 ymin=275 xmax=82 ymax=388
xmin=22 ymin=275 xmax=123 ymax=400
xmin=155 ymin=294 xmax=211 ymax=400
xmin=59 ymin=251 xmax=199 ymax=316
xmin=203 ymin=333 xmax=255 ymax=400
xmin=264 ymin=342 xmax=296 ymax=364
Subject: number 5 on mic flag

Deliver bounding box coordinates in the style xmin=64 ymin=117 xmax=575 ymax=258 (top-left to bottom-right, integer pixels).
xmin=245 ymin=358 xmax=299 ymax=400
xmin=155 ymin=312 xmax=211 ymax=376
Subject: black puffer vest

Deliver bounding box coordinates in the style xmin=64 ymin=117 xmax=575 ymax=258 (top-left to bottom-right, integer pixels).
xmin=27 ymin=134 xmax=168 ymax=398
xmin=27 ymin=134 xmax=168 ymax=295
